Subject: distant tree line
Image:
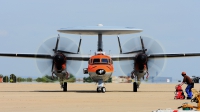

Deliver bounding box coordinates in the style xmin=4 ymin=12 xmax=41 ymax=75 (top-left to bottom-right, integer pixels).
xmin=0 ymin=73 xmax=76 ymax=83
xmin=35 ymin=74 xmax=76 ymax=83
xmin=83 ymin=77 xmax=112 ymax=83
xmin=35 ymin=75 xmax=58 ymax=83
xmin=0 ymin=74 xmax=33 ymax=83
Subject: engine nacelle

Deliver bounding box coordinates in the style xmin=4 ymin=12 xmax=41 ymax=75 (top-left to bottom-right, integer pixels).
xmin=83 ymin=68 xmax=88 ymax=74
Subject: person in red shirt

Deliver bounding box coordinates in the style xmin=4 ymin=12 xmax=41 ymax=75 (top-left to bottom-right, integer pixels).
xmin=180 ymin=72 xmax=194 ymax=99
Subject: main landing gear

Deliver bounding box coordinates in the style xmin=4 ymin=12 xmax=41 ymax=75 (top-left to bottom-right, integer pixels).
xmin=63 ymin=82 xmax=67 ymax=92
xmin=96 ymin=79 xmax=106 ymax=93
xmin=133 ymin=82 xmax=138 ymax=92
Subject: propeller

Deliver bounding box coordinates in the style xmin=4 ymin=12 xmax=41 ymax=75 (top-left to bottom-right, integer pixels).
xmin=35 ymin=35 xmax=83 ymax=77
xmin=51 ymin=36 xmax=60 ymax=73
xmin=119 ymin=36 xmax=166 ymax=78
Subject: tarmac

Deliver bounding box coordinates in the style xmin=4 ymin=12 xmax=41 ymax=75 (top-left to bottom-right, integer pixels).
xmin=0 ymin=83 xmax=199 ymax=112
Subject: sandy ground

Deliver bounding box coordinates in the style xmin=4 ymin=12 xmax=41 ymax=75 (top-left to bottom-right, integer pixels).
xmin=0 ymin=83 xmax=199 ymax=112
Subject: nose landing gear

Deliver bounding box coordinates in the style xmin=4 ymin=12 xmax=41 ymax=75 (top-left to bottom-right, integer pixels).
xmin=96 ymin=79 xmax=106 ymax=93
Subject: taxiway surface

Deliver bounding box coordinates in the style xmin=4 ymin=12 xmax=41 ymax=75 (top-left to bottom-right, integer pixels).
xmin=0 ymin=83 xmax=198 ymax=112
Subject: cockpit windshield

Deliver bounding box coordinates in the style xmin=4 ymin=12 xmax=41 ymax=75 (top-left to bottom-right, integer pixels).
xmin=93 ymin=59 xmax=100 ymax=63
xmin=92 ymin=58 xmax=109 ymax=64
xmin=101 ymin=58 xmax=108 ymax=63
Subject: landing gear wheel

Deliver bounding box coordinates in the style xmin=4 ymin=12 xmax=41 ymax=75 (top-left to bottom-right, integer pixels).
xmin=97 ymin=87 xmax=101 ymax=92
xmin=133 ymin=82 xmax=137 ymax=92
xmin=63 ymin=82 xmax=67 ymax=92
xmin=101 ymin=87 xmax=106 ymax=93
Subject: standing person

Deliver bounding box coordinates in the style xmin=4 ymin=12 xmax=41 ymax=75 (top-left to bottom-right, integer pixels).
xmin=180 ymin=72 xmax=194 ymax=99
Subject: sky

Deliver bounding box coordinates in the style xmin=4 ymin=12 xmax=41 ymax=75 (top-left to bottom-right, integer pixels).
xmin=0 ymin=0 xmax=200 ymax=81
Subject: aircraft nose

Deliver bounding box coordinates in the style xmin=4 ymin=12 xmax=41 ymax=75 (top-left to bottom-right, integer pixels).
xmin=96 ymin=69 xmax=106 ymax=75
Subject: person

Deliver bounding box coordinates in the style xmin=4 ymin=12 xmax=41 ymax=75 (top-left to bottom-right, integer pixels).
xmin=180 ymin=71 xmax=194 ymax=99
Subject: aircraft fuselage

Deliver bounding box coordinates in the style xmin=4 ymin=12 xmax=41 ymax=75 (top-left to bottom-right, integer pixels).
xmin=87 ymin=53 xmax=114 ymax=82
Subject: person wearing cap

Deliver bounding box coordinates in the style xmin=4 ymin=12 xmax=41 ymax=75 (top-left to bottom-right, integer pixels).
xmin=180 ymin=72 xmax=194 ymax=99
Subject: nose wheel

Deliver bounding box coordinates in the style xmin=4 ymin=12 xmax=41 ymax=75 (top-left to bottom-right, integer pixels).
xmin=97 ymin=87 xmax=106 ymax=93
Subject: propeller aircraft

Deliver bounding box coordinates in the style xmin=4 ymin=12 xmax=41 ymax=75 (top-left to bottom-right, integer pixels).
xmin=1 ymin=24 xmax=200 ymax=93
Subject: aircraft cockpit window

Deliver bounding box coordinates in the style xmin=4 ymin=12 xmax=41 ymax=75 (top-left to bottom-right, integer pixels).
xmin=101 ymin=58 xmax=108 ymax=63
xmin=93 ymin=59 xmax=100 ymax=63
xmin=110 ymin=59 xmax=113 ymax=64
xmin=88 ymin=59 xmax=91 ymax=64
xmin=108 ymin=59 xmax=112 ymax=64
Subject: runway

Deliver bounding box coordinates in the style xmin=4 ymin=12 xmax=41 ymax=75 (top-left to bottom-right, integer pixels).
xmin=0 ymin=83 xmax=199 ymax=112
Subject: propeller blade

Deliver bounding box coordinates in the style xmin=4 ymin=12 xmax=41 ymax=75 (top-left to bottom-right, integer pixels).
xmin=118 ymin=60 xmax=134 ymax=76
xmin=140 ymin=36 xmax=145 ymax=53
xmin=147 ymin=58 xmax=165 ymax=77
xmin=66 ymin=60 xmax=83 ymax=77
xmin=77 ymin=37 xmax=82 ymax=53
xmin=51 ymin=60 xmax=54 ymax=72
xmin=54 ymin=35 xmax=60 ymax=54
xmin=117 ymin=36 xmax=122 ymax=54
xmin=36 ymin=59 xmax=52 ymax=76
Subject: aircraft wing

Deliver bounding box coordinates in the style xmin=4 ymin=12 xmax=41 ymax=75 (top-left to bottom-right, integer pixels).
xmin=0 ymin=53 xmax=53 ymax=59
xmin=0 ymin=53 xmax=92 ymax=61
xmin=2 ymin=52 xmax=200 ymax=61
xmin=65 ymin=54 xmax=91 ymax=61
xmin=110 ymin=53 xmax=200 ymax=61
xmin=110 ymin=54 xmax=136 ymax=61
xmin=148 ymin=53 xmax=200 ymax=58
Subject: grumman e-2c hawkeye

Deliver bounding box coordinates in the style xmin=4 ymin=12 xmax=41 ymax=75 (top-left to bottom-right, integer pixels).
xmin=1 ymin=24 xmax=200 ymax=93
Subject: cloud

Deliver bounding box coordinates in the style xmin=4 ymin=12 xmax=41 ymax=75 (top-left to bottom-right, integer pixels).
xmin=0 ymin=30 xmax=8 ymax=36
